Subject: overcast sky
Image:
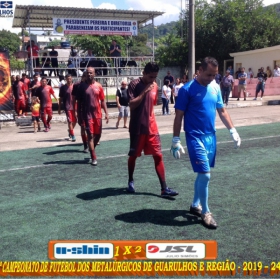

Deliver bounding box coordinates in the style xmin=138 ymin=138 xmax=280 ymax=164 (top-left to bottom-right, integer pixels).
xmin=1 ymin=0 xmax=279 ymax=34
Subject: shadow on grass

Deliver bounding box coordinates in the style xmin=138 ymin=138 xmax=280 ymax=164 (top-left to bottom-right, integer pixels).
xmin=43 ymin=149 xmax=82 ymax=155
xmin=76 ymin=188 xmax=176 ymax=201
xmin=44 ymin=159 xmax=89 ymax=165
xmin=115 ymin=209 xmax=201 ymax=226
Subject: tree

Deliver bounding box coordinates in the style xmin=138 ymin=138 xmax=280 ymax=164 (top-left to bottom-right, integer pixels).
xmin=47 ymin=39 xmax=62 ymax=48
xmin=68 ymin=35 xmax=126 ymax=57
xmin=0 ymin=29 xmax=21 ymax=55
xmin=193 ymin=0 xmax=280 ymax=66
xmin=155 ymin=33 xmax=187 ymax=68
xmin=9 ymin=56 xmax=25 ymax=71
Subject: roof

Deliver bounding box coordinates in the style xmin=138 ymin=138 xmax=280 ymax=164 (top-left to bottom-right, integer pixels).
xmin=13 ymin=5 xmax=164 ymax=29
xmin=230 ymin=45 xmax=280 ymax=57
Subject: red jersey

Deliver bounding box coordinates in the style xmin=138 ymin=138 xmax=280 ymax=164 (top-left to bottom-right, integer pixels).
xmin=36 ymin=85 xmax=55 ymax=108
xmin=80 ymin=81 xmax=105 ymax=120
xmin=26 ymin=45 xmax=39 ymax=58
xmin=16 ymin=81 xmax=26 ymax=100
xmin=128 ymin=78 xmax=158 ymax=135
xmin=21 ymin=77 xmax=30 ymax=91
xmin=59 ymin=84 xmax=74 ymax=111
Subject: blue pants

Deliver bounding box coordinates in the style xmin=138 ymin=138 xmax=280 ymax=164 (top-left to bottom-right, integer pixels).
xmin=162 ymin=98 xmax=169 ymax=114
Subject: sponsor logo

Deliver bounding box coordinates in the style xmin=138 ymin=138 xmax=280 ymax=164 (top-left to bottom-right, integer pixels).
xmin=53 ymin=243 xmax=113 ymax=259
xmin=146 ymin=243 xmax=205 ymax=259
xmin=0 ymin=1 xmax=13 ymax=17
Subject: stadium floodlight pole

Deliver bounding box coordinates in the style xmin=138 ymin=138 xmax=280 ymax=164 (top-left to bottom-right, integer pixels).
xmin=188 ymin=0 xmax=195 ymax=81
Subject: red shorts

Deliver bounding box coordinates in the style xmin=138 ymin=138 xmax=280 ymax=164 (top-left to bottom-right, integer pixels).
xmin=16 ymin=99 xmax=26 ymax=112
xmin=65 ymin=110 xmax=77 ymax=123
xmin=41 ymin=107 xmax=52 ymax=116
xmin=86 ymin=118 xmax=102 ymax=135
xmin=128 ymin=134 xmax=162 ymax=157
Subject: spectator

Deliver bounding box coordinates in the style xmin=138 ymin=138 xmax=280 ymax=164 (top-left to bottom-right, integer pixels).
xmin=227 ymin=65 xmax=234 ymax=76
xmin=161 ymin=79 xmax=171 ymax=115
xmin=164 ymin=71 xmax=175 ymax=104
xmin=26 ymin=40 xmax=40 ymax=68
xmin=49 ymin=47 xmax=59 ymax=77
xmin=182 ymin=74 xmax=189 ymax=84
xmin=29 ymin=73 xmax=41 ymax=97
xmin=247 ymin=68 xmax=254 ymax=78
xmin=273 ymin=65 xmax=280 ymax=77
xmin=266 ymin=66 xmax=272 ymax=78
xmin=237 ymin=67 xmax=247 ymax=101
xmin=215 ymin=72 xmax=222 ymax=85
xmin=173 ymin=78 xmax=183 ymax=104
xmin=221 ymin=70 xmax=234 ymax=105
xmin=235 ymin=67 xmax=241 ymax=79
xmin=254 ymin=67 xmax=267 ymax=101
xmin=116 ymin=80 xmax=129 ymax=129
xmin=110 ymin=40 xmax=121 ymax=75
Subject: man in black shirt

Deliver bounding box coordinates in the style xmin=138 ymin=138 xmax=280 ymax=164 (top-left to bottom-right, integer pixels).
xmin=254 ymin=67 xmax=267 ymax=101
xmin=116 ymin=80 xmax=129 ymax=128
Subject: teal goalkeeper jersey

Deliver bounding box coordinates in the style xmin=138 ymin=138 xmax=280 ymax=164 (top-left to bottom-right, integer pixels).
xmin=175 ymin=79 xmax=224 ymax=135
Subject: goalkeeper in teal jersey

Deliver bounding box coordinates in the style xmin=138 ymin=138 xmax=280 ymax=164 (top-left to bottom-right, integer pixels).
xmin=171 ymin=57 xmax=241 ymax=229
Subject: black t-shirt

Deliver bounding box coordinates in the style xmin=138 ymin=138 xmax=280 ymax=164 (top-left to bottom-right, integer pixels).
xmin=49 ymin=50 xmax=58 ymax=66
xmin=116 ymin=88 xmax=128 ymax=106
xmin=110 ymin=44 xmax=121 ymax=57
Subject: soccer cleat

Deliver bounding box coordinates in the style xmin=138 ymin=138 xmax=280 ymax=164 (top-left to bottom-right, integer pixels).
xmin=201 ymin=212 xmax=218 ymax=229
xmin=190 ymin=204 xmax=202 ymax=217
xmin=91 ymin=159 xmax=97 ymax=166
xmin=161 ymin=187 xmax=179 ymax=197
xmin=43 ymin=128 xmax=49 ymax=132
xmin=83 ymin=148 xmax=89 ymax=153
xmin=48 ymin=124 xmax=51 ymax=130
xmin=71 ymin=135 xmax=76 ymax=142
xmin=253 ymin=97 xmax=257 ymax=100
xmin=127 ymin=181 xmax=135 ymax=193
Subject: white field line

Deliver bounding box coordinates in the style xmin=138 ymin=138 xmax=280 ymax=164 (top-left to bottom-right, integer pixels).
xmin=0 ymin=135 xmax=279 ymax=173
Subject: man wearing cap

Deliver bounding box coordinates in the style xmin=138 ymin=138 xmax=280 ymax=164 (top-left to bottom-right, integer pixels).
xmin=221 ymin=70 xmax=234 ymax=105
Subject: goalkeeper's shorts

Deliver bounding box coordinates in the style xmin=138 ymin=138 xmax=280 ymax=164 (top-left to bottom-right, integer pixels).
xmin=128 ymin=133 xmax=162 ymax=157
xmin=186 ymin=133 xmax=216 ymax=173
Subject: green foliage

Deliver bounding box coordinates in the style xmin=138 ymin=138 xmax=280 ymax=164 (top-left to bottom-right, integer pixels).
xmin=129 ymin=34 xmax=152 ymax=56
xmin=47 ymin=39 xmax=62 ymax=48
xmin=9 ymin=55 xmax=25 ymax=71
xmin=0 ymin=29 xmax=21 ymax=54
xmin=155 ymin=33 xmax=187 ymax=68
xmin=69 ymin=35 xmax=126 ymax=57
xmin=193 ymin=0 xmax=280 ymax=65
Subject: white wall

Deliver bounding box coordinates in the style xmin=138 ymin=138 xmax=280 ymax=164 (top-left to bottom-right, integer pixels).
xmin=231 ymin=47 xmax=280 ymax=76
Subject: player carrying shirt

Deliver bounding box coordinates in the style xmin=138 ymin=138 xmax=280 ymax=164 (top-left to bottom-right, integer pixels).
xmin=127 ymin=62 xmax=178 ymax=197
xmin=58 ymin=74 xmax=77 ymax=142
xmin=72 ymin=72 xmax=88 ymax=152
xmin=79 ymin=67 xmax=109 ymax=166
xmin=35 ymin=77 xmax=57 ymax=132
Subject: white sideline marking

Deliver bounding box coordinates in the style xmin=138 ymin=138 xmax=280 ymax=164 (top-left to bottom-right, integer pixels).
xmin=1 ymin=135 xmax=280 ymax=173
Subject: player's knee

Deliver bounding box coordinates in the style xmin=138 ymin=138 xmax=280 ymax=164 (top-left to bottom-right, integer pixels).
xmin=153 ymin=154 xmax=163 ymax=164
xmin=197 ymin=172 xmax=211 ymax=183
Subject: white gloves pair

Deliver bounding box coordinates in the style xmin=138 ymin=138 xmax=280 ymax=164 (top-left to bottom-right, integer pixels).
xmin=170 ymin=128 xmax=241 ymax=159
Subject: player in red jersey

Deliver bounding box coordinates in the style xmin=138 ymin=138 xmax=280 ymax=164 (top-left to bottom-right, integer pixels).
xmin=14 ymin=75 xmax=27 ymax=118
xmin=35 ymin=77 xmax=57 ymax=132
xmin=79 ymin=67 xmax=109 ymax=166
xmin=58 ymin=74 xmax=77 ymax=142
xmin=127 ymin=62 xmax=178 ymax=197
xmin=72 ymin=72 xmax=88 ymax=152
xmin=21 ymin=73 xmax=31 ymax=113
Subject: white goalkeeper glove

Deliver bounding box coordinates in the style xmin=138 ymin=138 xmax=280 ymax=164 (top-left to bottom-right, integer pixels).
xmin=229 ymin=127 xmax=241 ymax=148
xmin=171 ymin=136 xmax=185 ymax=159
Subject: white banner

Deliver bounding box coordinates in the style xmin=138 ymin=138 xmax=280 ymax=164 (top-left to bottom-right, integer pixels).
xmin=53 ymin=18 xmax=138 ymax=36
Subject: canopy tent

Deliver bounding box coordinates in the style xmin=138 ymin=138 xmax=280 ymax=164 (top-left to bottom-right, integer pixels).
xmin=12 ymin=5 xmax=164 ymax=29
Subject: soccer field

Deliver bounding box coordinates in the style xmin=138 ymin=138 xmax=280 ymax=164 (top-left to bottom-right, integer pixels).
xmin=0 ymin=122 xmax=280 ymax=276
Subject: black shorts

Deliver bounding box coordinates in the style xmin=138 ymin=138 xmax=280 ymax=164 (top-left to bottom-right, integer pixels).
xmin=32 ymin=116 xmax=40 ymax=122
